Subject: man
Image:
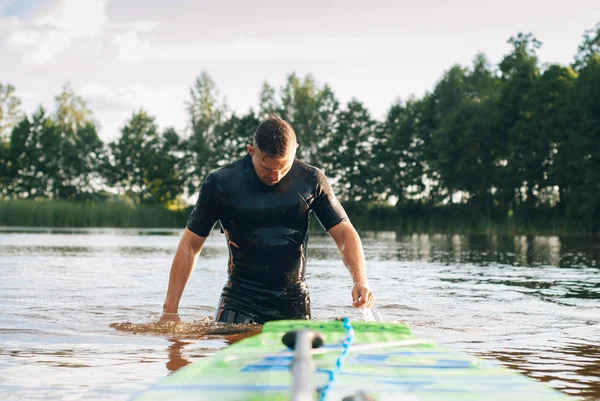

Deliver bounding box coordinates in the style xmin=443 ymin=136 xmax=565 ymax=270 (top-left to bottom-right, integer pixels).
xmin=161 ymin=115 xmax=374 ymax=324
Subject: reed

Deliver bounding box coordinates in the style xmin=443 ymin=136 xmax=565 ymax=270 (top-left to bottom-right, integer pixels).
xmin=0 ymin=199 xmax=595 ymax=236
xmin=0 ymin=199 xmax=188 ymax=228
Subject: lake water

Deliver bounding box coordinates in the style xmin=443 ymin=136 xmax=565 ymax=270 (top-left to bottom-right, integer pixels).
xmin=0 ymin=227 xmax=598 ymax=400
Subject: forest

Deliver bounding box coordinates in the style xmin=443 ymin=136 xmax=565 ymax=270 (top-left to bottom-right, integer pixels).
xmin=1 ymin=26 xmax=599 ymax=235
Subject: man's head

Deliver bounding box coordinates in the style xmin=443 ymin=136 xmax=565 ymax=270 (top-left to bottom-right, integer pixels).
xmin=247 ymin=115 xmax=298 ymax=186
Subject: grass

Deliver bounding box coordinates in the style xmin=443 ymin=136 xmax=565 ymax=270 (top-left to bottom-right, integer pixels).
xmin=0 ymin=199 xmax=189 ymax=228
xmin=0 ymin=199 xmax=596 ymax=237
xmin=345 ymin=203 xmax=598 ymax=237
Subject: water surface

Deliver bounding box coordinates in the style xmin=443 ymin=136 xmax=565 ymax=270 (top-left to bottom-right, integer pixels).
xmin=0 ymin=228 xmax=598 ymax=400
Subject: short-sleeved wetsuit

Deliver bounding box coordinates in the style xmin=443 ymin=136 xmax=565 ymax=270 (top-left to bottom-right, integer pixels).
xmin=186 ymin=154 xmax=348 ymax=324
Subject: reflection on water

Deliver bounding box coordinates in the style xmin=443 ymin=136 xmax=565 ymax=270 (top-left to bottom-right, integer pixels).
xmin=166 ymin=339 xmax=193 ymax=373
xmin=482 ymin=341 xmax=600 ymax=400
xmin=164 ymin=328 xmax=262 ymax=374
xmin=0 ymin=229 xmax=599 ymax=400
xmin=358 ymin=233 xmax=600 ymax=269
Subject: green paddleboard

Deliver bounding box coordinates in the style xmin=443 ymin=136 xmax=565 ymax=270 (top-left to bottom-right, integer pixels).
xmin=133 ymin=319 xmax=573 ymax=401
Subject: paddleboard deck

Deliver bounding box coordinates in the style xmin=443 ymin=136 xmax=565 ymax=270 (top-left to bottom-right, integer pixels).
xmin=133 ymin=319 xmax=573 ymax=401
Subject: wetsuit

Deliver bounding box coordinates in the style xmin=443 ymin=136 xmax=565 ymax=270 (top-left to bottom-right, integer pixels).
xmin=186 ymin=154 xmax=348 ymax=324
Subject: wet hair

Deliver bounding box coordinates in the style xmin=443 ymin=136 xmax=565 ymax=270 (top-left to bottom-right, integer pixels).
xmin=253 ymin=114 xmax=297 ymax=158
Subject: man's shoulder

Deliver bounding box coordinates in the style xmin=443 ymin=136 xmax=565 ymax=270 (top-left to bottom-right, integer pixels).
xmin=292 ymin=159 xmax=328 ymax=182
xmin=293 ymin=159 xmax=322 ymax=176
xmin=208 ymin=156 xmax=248 ymax=179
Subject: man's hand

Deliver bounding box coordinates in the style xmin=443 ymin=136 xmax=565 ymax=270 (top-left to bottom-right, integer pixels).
xmin=352 ymin=281 xmax=375 ymax=308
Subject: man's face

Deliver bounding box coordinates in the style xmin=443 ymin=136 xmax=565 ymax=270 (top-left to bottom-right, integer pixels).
xmin=247 ymin=142 xmax=296 ymax=186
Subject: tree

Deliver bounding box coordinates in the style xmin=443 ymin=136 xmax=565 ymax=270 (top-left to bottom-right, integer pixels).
xmin=573 ymin=23 xmax=600 ymax=71
xmin=424 ymin=54 xmax=503 ymax=217
xmin=0 ymin=84 xmax=23 ymax=195
xmin=514 ymin=65 xmax=576 ymax=210
xmin=53 ymin=83 xmax=105 ymax=200
xmin=496 ymin=33 xmax=542 ymax=209
xmin=147 ymin=127 xmax=186 ymax=205
xmin=377 ymin=98 xmax=428 ymax=203
xmin=276 ymin=74 xmax=340 ymax=166
xmin=563 ymin=55 xmax=600 ymax=226
xmin=0 ymin=83 xmax=22 ymax=141
xmin=322 ymin=99 xmax=378 ymax=205
xmin=258 ymin=82 xmax=279 ymax=120
xmin=184 ymin=72 xmax=228 ymax=196
xmin=107 ymin=110 xmax=184 ymax=204
xmin=212 ymin=110 xmax=260 ymax=167
xmin=5 ymin=107 xmax=60 ymax=198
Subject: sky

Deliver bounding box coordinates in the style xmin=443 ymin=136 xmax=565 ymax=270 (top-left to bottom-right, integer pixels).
xmin=1 ymin=0 xmax=598 ymax=142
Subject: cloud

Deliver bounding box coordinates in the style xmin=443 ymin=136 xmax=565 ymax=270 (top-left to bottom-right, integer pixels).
xmin=111 ymin=20 xmax=159 ymax=33
xmin=79 ymin=83 xmax=188 ymax=140
xmin=1 ymin=0 xmax=399 ymax=66
xmin=80 ymin=82 xmax=116 ymax=99
xmin=110 ymin=36 xmax=406 ymax=64
xmin=38 ymin=0 xmax=107 ymax=37
xmin=1 ymin=0 xmax=108 ymax=64
xmin=81 ymin=83 xmax=184 ymax=109
xmin=112 ymin=30 xmax=150 ymax=64
xmin=109 ymin=18 xmax=160 ymax=64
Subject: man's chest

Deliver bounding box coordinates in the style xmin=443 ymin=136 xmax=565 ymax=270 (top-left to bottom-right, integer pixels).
xmin=218 ymin=184 xmax=314 ymax=227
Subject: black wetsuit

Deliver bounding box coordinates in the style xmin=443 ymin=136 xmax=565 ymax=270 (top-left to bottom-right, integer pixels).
xmin=186 ymin=154 xmax=348 ymax=324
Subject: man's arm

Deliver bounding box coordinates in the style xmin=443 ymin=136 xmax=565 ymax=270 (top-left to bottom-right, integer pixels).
xmin=327 ymin=220 xmax=375 ymax=309
xmin=161 ymin=228 xmax=208 ymax=321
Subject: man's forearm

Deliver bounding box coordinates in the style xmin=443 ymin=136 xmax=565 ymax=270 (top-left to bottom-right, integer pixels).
xmin=331 ymin=222 xmax=368 ymax=284
xmin=341 ymin=229 xmax=368 ymax=284
xmin=163 ymin=243 xmax=201 ymax=313
xmin=329 ymin=221 xmax=374 ymax=308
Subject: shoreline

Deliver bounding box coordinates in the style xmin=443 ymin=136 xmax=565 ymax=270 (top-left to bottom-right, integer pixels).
xmin=0 ymin=199 xmax=597 ymax=237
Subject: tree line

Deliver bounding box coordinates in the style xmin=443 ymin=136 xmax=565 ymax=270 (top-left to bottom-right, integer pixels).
xmin=1 ymin=26 xmax=599 ymax=231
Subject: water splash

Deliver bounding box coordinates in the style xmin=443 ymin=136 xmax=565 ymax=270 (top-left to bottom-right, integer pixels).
xmin=362 ymin=306 xmax=383 ymax=322
xmin=110 ymin=317 xmax=261 ymax=339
